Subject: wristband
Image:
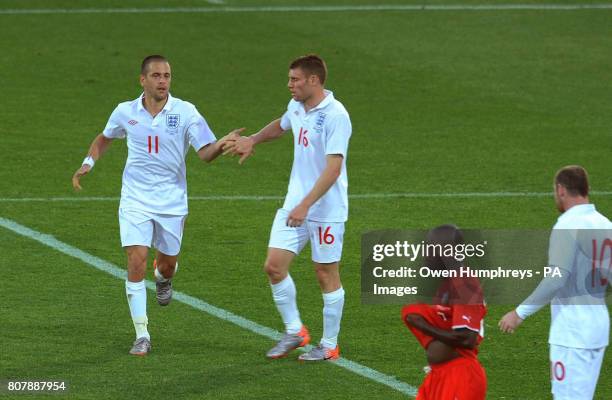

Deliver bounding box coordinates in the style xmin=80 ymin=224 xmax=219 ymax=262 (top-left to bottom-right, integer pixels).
xmin=82 ymin=156 xmax=95 ymax=168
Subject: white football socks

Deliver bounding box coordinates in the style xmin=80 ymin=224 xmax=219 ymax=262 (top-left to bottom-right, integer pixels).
xmin=125 ymin=280 xmax=150 ymax=340
xmin=321 ymin=287 xmax=345 ymax=349
xmin=271 ymin=275 xmax=303 ymax=335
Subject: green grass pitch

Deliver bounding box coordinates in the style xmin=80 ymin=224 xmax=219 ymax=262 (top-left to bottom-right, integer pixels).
xmin=1 ymin=1 xmax=611 ymax=399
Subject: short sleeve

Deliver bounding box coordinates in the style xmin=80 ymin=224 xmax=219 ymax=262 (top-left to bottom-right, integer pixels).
xmin=325 ymin=113 xmax=352 ymax=157
xmin=279 ymin=99 xmax=295 ymax=131
xmin=187 ymin=109 xmax=217 ymax=151
xmin=451 ymin=304 xmax=485 ymax=333
xmin=102 ymin=106 xmax=126 ymax=139
xmin=280 ymin=111 xmax=291 ymax=131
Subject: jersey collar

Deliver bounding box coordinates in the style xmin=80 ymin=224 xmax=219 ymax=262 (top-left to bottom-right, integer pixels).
xmin=303 ymin=89 xmax=334 ymax=113
xmin=137 ymin=92 xmax=175 ymax=114
xmin=558 ymin=203 xmax=595 ymax=222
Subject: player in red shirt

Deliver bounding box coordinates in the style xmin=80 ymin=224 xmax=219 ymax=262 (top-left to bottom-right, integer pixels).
xmin=401 ymin=225 xmax=487 ymax=400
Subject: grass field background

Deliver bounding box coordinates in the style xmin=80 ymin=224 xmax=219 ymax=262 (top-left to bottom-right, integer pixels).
xmin=1 ymin=1 xmax=611 ymax=399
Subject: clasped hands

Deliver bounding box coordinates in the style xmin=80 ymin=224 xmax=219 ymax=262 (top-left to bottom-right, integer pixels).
xmin=220 ymin=129 xmax=308 ymax=227
xmin=221 ymin=130 xmax=255 ymax=165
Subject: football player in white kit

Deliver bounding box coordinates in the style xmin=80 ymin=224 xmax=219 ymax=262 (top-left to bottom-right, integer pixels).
xmin=225 ymin=55 xmax=352 ymax=361
xmin=72 ymin=55 xmax=243 ymax=355
xmin=499 ymin=165 xmax=612 ymax=399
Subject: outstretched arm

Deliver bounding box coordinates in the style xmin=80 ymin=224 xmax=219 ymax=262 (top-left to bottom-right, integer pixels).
xmin=223 ymin=118 xmax=285 ymax=164
xmin=72 ymin=133 xmax=114 ymax=191
xmin=197 ymin=127 xmax=244 ymax=163
xmin=286 ymin=154 xmax=343 ymax=227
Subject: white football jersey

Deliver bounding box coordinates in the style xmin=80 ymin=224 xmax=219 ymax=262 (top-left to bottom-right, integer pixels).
xmin=102 ymin=93 xmax=216 ymax=215
xmin=279 ymin=90 xmax=352 ymax=222
xmin=518 ymin=204 xmax=612 ymax=349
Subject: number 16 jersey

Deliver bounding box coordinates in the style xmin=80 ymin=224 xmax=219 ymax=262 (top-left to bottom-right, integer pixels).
xmin=280 ymin=90 xmax=352 ymax=223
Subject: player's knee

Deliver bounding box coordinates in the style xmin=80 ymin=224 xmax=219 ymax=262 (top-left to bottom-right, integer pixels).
xmin=317 ymin=272 xmax=342 ymax=293
xmin=315 ymin=267 xmax=332 ymax=282
xmin=315 ymin=263 xmax=339 ymax=283
xmin=126 ymin=248 xmax=147 ymax=267
xmin=264 ymin=259 xmax=285 ymax=281
xmin=315 ymin=266 xmax=326 ymax=281
xmin=127 ymin=256 xmax=146 ymax=271
xmin=127 ymin=259 xmax=147 ymax=282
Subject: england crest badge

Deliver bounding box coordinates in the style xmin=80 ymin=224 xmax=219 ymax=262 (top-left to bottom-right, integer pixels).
xmin=166 ymin=114 xmax=180 ymax=129
xmin=314 ymin=112 xmax=326 ymax=133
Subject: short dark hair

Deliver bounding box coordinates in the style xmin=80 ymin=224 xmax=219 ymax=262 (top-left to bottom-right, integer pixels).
xmin=141 ymin=55 xmax=168 ymax=74
xmin=289 ymin=54 xmax=327 ymax=85
xmin=425 ymin=224 xmax=464 ymax=270
xmin=555 ymin=165 xmax=589 ymax=197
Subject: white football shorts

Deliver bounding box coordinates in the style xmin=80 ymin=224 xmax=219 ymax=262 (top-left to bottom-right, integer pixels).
xmin=268 ymin=208 xmax=344 ymax=263
xmin=118 ymin=208 xmax=186 ymax=256
xmin=550 ymin=344 xmax=606 ymax=400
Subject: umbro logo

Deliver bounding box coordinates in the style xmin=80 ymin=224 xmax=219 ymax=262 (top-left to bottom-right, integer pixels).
xmin=462 ymin=315 xmax=472 ymax=323
xmin=128 ymin=120 xmax=138 ymax=126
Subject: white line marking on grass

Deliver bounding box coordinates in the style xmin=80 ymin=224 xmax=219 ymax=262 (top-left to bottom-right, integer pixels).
xmin=1 ymin=4 xmax=612 ymax=15
xmin=0 ymin=217 xmax=418 ymax=397
xmin=2 ymin=191 xmax=612 ymax=202
xmin=348 ymin=191 xmax=612 ymax=199
xmin=0 ymin=195 xmax=280 ymax=202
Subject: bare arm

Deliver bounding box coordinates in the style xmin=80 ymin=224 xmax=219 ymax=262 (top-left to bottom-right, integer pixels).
xmin=249 ymin=118 xmax=286 ymax=145
xmin=87 ymin=133 xmax=114 ymax=160
xmin=404 ymin=313 xmax=478 ymax=349
xmin=72 ymin=133 xmax=114 ymax=191
xmin=223 ymin=119 xmax=285 ymax=164
xmin=197 ymin=128 xmax=244 ymax=163
xmin=286 ymin=154 xmax=343 ymax=227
